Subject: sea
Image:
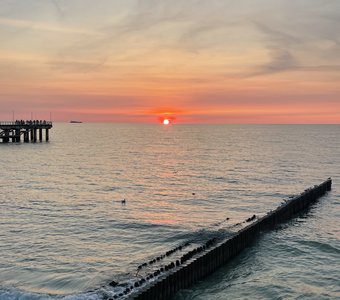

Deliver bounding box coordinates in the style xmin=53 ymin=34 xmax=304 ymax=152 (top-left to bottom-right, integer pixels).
xmin=0 ymin=124 xmax=339 ymax=300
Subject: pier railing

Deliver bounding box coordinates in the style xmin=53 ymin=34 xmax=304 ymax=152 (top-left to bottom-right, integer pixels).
xmin=0 ymin=121 xmax=52 ymax=126
xmin=125 ymin=178 xmax=332 ymax=300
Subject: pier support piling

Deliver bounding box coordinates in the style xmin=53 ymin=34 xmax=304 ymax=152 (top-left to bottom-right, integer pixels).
xmin=3 ymin=130 xmax=10 ymax=143
xmin=24 ymin=131 xmax=29 ymax=142
xmin=32 ymin=129 xmax=37 ymax=142
xmin=15 ymin=129 xmax=21 ymax=142
xmin=30 ymin=129 xmax=34 ymax=141
xmin=39 ymin=128 xmax=43 ymax=141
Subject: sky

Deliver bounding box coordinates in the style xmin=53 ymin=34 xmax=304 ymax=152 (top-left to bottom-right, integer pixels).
xmin=0 ymin=0 xmax=339 ymax=123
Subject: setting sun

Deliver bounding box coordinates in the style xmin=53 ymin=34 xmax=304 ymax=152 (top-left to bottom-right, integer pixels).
xmin=163 ymin=119 xmax=170 ymax=125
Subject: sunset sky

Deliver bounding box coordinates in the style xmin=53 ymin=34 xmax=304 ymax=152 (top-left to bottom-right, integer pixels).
xmin=0 ymin=0 xmax=339 ymax=123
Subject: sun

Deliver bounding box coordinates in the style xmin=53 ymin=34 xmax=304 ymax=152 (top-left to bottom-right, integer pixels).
xmin=158 ymin=113 xmax=175 ymax=125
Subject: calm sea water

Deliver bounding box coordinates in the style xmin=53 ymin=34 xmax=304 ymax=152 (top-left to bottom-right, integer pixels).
xmin=0 ymin=124 xmax=339 ymax=299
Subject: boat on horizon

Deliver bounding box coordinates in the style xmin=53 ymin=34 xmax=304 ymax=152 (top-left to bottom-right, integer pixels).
xmin=70 ymin=120 xmax=83 ymax=123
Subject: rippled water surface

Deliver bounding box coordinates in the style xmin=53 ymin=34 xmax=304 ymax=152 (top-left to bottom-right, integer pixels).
xmin=0 ymin=124 xmax=339 ymax=299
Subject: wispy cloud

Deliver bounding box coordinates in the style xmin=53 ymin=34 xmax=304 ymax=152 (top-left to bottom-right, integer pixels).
xmin=48 ymin=58 xmax=108 ymax=73
xmin=50 ymin=0 xmax=64 ymax=18
xmin=0 ymin=17 xmax=102 ymax=36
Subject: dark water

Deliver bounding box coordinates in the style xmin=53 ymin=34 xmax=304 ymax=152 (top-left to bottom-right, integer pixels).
xmin=0 ymin=124 xmax=339 ymax=299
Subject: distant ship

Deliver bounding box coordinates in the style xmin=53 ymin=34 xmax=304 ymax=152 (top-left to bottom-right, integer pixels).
xmin=70 ymin=120 xmax=82 ymax=123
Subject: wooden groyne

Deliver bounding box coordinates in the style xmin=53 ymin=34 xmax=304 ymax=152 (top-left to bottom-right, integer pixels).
xmin=0 ymin=121 xmax=52 ymax=143
xmin=125 ymin=178 xmax=332 ymax=300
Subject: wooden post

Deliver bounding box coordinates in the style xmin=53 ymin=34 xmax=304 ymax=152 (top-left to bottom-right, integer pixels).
xmin=33 ymin=128 xmax=37 ymax=142
xmin=24 ymin=131 xmax=29 ymax=142
xmin=4 ymin=130 xmax=9 ymax=143
xmin=46 ymin=128 xmax=49 ymax=141
xmin=15 ymin=128 xmax=21 ymax=142
xmin=39 ymin=128 xmax=43 ymax=141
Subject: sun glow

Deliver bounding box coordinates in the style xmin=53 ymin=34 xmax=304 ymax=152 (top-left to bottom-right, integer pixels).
xmin=163 ymin=119 xmax=170 ymax=125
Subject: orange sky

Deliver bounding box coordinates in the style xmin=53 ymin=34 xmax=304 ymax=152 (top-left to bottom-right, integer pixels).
xmin=0 ymin=0 xmax=339 ymax=123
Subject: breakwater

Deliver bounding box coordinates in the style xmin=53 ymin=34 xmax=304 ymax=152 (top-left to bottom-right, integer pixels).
xmin=125 ymin=178 xmax=332 ymax=300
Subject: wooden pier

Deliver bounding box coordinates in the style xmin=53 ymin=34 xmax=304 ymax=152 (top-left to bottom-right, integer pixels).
xmin=0 ymin=121 xmax=52 ymax=143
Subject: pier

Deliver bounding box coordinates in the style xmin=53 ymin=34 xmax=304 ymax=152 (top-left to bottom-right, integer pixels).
xmin=0 ymin=121 xmax=52 ymax=143
xmin=124 ymin=178 xmax=332 ymax=300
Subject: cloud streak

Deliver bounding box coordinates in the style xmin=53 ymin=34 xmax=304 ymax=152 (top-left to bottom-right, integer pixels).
xmin=0 ymin=16 xmax=102 ymax=36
